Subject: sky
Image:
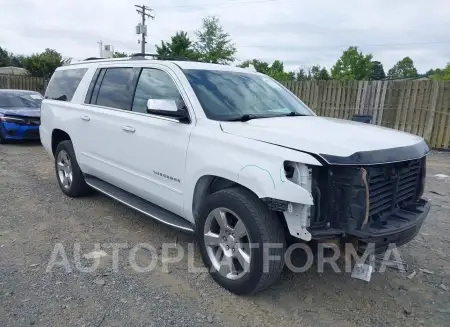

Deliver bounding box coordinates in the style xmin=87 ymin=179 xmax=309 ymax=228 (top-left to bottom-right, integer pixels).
xmin=1 ymin=0 xmax=449 ymax=73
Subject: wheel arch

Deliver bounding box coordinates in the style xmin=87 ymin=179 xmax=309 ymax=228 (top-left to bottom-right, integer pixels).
xmin=51 ymin=129 xmax=71 ymax=156
xmin=191 ymin=175 xmax=258 ymax=223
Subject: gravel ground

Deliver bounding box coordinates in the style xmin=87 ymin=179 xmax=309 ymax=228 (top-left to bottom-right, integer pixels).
xmin=0 ymin=143 xmax=449 ymax=327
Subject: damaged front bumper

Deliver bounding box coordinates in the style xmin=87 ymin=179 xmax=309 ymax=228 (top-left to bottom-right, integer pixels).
xmin=311 ymin=198 xmax=430 ymax=253
xmin=308 ymin=156 xmax=430 ymax=252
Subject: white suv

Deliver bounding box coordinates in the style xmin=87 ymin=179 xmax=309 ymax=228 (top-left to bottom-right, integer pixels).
xmin=40 ymin=54 xmax=430 ymax=294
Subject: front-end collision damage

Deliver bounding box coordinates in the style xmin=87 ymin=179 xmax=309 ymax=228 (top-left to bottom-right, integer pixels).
xmin=237 ymin=160 xmax=317 ymax=241
xmin=280 ymin=161 xmax=314 ymax=241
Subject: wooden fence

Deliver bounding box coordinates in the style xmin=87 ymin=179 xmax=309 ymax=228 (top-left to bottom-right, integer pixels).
xmin=0 ymin=75 xmax=449 ymax=149
xmin=283 ymin=80 xmax=450 ymax=149
xmin=0 ymin=75 xmax=47 ymax=94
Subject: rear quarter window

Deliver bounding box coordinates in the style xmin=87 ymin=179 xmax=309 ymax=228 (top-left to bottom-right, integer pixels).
xmin=45 ymin=68 xmax=88 ymax=102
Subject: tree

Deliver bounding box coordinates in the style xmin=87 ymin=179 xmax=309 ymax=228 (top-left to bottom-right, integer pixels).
xmin=309 ymin=65 xmax=330 ymax=80
xmin=0 ymin=46 xmax=11 ymax=67
xmin=430 ymin=63 xmax=450 ymax=80
xmin=194 ymin=16 xmax=236 ymax=64
xmin=387 ymin=57 xmax=418 ymax=79
xmin=295 ymin=68 xmax=308 ymax=81
xmin=238 ymin=59 xmax=270 ymax=74
xmin=238 ymin=59 xmax=294 ymax=81
xmin=317 ymin=68 xmax=330 ymax=80
xmin=156 ymin=31 xmax=198 ymax=59
xmin=295 ymin=65 xmax=330 ymax=81
xmin=331 ymin=46 xmax=373 ymax=80
xmin=370 ymin=61 xmax=386 ymax=80
xmin=22 ymin=48 xmax=68 ymax=78
xmin=113 ymin=51 xmax=128 ymax=58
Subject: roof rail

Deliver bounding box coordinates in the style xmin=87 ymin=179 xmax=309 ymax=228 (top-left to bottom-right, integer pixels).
xmin=84 ymin=57 xmax=105 ymax=61
xmin=130 ymin=53 xmax=201 ymax=62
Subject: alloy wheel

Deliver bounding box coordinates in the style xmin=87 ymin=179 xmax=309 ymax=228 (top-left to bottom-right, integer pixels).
xmin=203 ymin=207 xmax=252 ymax=280
xmin=57 ymin=150 xmax=73 ymax=189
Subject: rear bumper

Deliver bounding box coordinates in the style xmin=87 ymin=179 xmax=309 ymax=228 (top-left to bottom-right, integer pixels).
xmin=311 ymin=198 xmax=431 ymax=252
xmin=1 ymin=122 xmax=40 ymax=140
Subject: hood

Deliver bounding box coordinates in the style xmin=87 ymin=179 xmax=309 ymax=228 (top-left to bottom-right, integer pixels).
xmin=0 ymin=107 xmax=40 ymax=118
xmin=220 ymin=116 xmax=429 ymax=165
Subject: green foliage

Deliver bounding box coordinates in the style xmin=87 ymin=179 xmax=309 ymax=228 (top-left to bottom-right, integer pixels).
xmin=113 ymin=51 xmax=128 ymax=58
xmin=155 ymin=31 xmax=198 ymax=59
xmin=295 ymin=65 xmax=330 ymax=81
xmin=0 ymin=47 xmax=66 ymax=77
xmin=238 ymin=59 xmax=270 ymax=74
xmin=238 ymin=59 xmax=294 ymax=81
xmin=369 ymin=61 xmax=386 ymax=80
xmin=430 ymin=63 xmax=450 ymax=80
xmin=21 ymin=48 xmax=68 ymax=78
xmin=0 ymin=46 xmax=11 ymax=66
xmin=387 ymin=57 xmax=418 ymax=79
xmin=331 ymin=46 xmax=373 ymax=80
xmin=295 ymin=68 xmax=308 ymax=81
xmin=10 ymin=54 xmax=25 ymax=68
xmin=194 ymin=16 xmax=236 ymax=64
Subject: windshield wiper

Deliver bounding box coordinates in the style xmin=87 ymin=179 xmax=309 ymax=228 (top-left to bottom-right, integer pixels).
xmin=283 ymin=111 xmax=309 ymax=117
xmin=223 ymin=114 xmax=270 ymax=122
xmin=223 ymin=112 xmax=309 ymax=122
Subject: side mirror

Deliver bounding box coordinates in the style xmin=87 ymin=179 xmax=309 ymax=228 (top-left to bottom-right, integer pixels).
xmin=147 ymin=99 xmax=178 ymax=112
xmin=146 ymin=99 xmax=189 ymax=123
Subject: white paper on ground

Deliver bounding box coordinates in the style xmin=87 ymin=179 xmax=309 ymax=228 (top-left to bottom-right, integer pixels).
xmin=351 ymin=263 xmax=373 ymax=282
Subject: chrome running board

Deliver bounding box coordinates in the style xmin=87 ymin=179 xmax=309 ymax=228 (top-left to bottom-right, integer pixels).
xmin=85 ymin=175 xmax=195 ymax=233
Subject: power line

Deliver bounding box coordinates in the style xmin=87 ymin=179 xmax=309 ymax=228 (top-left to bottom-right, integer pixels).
xmin=153 ymin=0 xmax=292 ymax=10
xmin=135 ymin=4 xmax=155 ymax=53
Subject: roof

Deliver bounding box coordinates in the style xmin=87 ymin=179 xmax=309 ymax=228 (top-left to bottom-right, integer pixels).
xmin=0 ymin=66 xmax=30 ymax=76
xmin=65 ymin=56 xmax=256 ymax=74
xmin=172 ymin=61 xmax=252 ymax=73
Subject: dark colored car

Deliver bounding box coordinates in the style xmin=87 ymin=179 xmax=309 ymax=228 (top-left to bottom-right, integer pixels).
xmin=0 ymin=89 xmax=43 ymax=143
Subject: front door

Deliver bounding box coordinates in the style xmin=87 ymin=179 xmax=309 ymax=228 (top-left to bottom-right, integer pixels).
xmin=82 ymin=64 xmax=194 ymax=218
xmin=120 ymin=67 xmax=194 ymax=217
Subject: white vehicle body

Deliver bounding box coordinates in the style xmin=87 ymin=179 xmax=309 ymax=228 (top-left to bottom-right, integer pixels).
xmin=40 ymin=58 xmax=429 ymax=242
xmin=40 ymin=57 xmax=431 ymax=294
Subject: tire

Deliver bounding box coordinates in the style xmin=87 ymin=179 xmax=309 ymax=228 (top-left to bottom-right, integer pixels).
xmin=197 ymin=187 xmax=286 ymax=295
xmin=54 ymin=140 xmax=90 ymax=197
xmin=0 ymin=128 xmax=5 ymax=144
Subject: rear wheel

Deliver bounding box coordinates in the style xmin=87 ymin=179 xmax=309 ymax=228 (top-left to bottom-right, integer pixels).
xmin=197 ymin=187 xmax=286 ymax=295
xmin=54 ymin=140 xmax=90 ymax=197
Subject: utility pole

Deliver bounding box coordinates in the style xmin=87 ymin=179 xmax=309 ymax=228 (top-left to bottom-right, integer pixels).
xmin=97 ymin=40 xmax=103 ymax=57
xmin=135 ymin=4 xmax=154 ymax=54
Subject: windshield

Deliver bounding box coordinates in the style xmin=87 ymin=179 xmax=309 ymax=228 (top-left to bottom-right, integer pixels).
xmin=184 ymin=69 xmax=314 ymax=121
xmin=0 ymin=92 xmax=43 ymax=108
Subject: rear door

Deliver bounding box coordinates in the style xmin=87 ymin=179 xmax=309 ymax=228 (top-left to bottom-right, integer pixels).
xmin=80 ymin=66 xmax=140 ymax=187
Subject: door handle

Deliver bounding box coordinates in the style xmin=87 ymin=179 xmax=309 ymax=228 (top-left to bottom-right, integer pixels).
xmin=121 ymin=125 xmax=136 ymax=133
xmin=80 ymin=115 xmax=90 ymax=121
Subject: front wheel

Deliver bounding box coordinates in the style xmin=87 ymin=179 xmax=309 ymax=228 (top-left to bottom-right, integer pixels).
xmin=197 ymin=187 xmax=286 ymax=295
xmin=0 ymin=128 xmax=5 ymax=144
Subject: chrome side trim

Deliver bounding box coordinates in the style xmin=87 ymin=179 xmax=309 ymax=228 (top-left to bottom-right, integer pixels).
xmin=81 ymin=152 xmax=182 ymax=195
xmin=85 ymin=180 xmax=194 ymax=233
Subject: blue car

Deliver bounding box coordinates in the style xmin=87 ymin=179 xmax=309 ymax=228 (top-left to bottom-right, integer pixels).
xmin=0 ymin=89 xmax=43 ymax=143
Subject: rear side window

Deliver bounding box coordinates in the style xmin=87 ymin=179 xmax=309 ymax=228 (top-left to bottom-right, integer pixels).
xmin=93 ymin=68 xmax=136 ymax=110
xmin=45 ymin=68 xmax=88 ymax=101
